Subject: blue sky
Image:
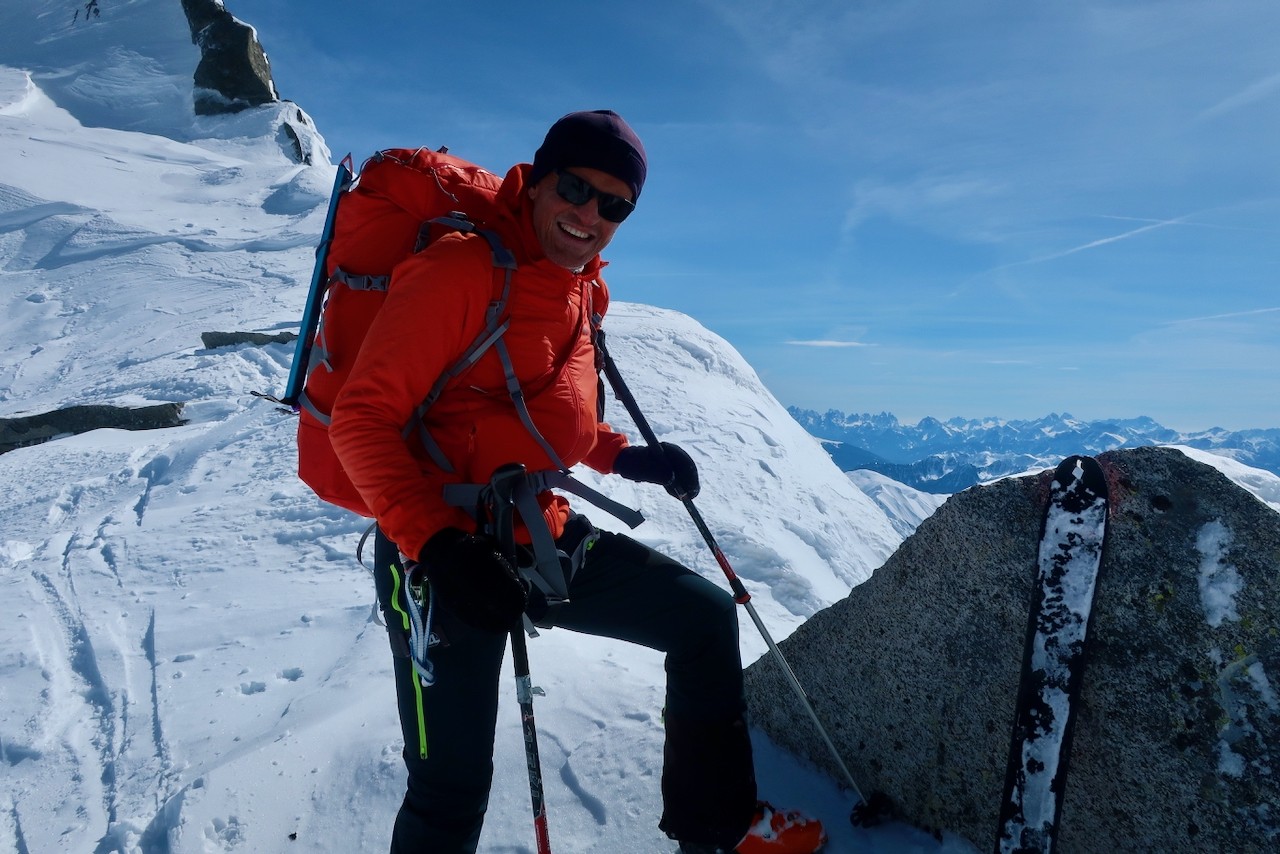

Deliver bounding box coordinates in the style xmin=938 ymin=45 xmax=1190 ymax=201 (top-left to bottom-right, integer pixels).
xmin=246 ymin=0 xmax=1278 ymax=432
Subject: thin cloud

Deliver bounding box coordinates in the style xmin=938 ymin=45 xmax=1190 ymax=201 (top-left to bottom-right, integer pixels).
xmin=1199 ymin=71 xmax=1280 ymax=120
xmin=1096 ymin=214 xmax=1272 ymax=234
xmin=1028 ymin=218 xmax=1187 ymax=264
xmin=1165 ymin=306 xmax=1280 ymax=326
xmin=842 ymin=173 xmax=1003 ymax=235
xmin=988 ymin=216 xmax=1189 ymax=273
xmin=786 ymin=339 xmax=876 ymax=348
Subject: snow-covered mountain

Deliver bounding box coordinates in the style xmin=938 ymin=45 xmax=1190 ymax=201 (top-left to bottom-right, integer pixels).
xmin=793 ymin=408 xmax=1280 ymax=493
xmin=0 ymin=4 xmax=956 ymax=853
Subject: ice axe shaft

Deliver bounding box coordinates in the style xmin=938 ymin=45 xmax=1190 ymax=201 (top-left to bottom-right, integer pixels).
xmin=487 ymin=463 xmax=553 ymax=854
xmin=597 ymin=335 xmax=868 ymax=805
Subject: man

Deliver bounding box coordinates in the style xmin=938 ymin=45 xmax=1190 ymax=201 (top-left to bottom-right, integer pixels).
xmin=329 ymin=111 xmax=825 ymax=854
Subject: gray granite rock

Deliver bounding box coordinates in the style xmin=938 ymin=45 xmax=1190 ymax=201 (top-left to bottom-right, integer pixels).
xmin=745 ymin=446 xmax=1280 ymax=852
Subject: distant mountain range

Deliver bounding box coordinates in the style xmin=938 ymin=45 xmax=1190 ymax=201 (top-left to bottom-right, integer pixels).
xmin=789 ymin=409 xmax=1280 ymax=493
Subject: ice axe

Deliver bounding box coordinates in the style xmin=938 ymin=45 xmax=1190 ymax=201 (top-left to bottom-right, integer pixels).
xmin=485 ymin=462 xmax=554 ymax=854
xmin=596 ymin=331 xmax=894 ymax=828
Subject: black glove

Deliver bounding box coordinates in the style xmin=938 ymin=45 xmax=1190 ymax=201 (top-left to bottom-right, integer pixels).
xmin=613 ymin=442 xmax=700 ymax=500
xmin=416 ymin=527 xmax=527 ymax=633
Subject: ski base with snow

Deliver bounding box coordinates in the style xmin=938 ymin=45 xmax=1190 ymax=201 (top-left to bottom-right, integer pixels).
xmin=995 ymin=455 xmax=1110 ymax=854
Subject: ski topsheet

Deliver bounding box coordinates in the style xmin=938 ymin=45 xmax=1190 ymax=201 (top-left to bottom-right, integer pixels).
xmin=995 ymin=456 xmax=1110 ymax=854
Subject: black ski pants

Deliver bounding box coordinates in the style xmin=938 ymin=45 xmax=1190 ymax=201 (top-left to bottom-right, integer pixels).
xmin=373 ymin=517 xmax=757 ymax=853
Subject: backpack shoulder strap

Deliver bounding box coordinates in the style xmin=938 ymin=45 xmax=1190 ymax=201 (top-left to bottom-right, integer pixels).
xmin=401 ymin=220 xmax=591 ymax=477
xmin=401 ymin=222 xmax=518 ymax=472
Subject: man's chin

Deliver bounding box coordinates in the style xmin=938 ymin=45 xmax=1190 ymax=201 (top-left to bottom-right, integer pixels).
xmin=545 ymin=242 xmax=597 ymax=271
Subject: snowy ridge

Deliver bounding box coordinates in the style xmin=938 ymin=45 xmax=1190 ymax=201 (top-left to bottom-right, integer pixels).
xmin=2 ymin=0 xmax=204 ymax=140
xmin=592 ymin=305 xmax=901 ymax=618
xmin=0 ymin=58 xmax=331 ymax=416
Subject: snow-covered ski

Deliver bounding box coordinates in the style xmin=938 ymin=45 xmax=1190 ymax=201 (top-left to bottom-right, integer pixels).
xmin=995 ymin=455 xmax=1110 ymax=854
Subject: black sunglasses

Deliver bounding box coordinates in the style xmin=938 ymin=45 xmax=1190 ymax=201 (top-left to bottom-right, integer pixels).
xmin=554 ymin=169 xmax=635 ymax=223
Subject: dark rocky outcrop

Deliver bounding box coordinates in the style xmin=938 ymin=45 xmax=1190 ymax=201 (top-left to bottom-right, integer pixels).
xmin=279 ymin=110 xmax=311 ymax=165
xmin=180 ymin=0 xmax=279 ymax=115
xmin=745 ymin=446 xmax=1280 ymax=852
xmin=0 ymin=403 xmax=186 ymax=454
xmin=200 ymin=330 xmax=297 ymax=349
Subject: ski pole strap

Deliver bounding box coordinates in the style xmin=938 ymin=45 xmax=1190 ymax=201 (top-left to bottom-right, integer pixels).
xmin=516 ymin=481 xmax=567 ymax=600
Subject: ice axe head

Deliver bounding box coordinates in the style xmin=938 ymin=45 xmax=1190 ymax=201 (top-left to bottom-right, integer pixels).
xmin=481 ymin=463 xmax=527 ymax=565
xmin=488 ymin=463 xmax=527 ymax=505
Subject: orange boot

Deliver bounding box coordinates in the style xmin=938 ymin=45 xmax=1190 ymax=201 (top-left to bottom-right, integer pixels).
xmin=678 ymin=801 xmax=827 ymax=854
xmin=735 ymin=801 xmax=827 ymax=854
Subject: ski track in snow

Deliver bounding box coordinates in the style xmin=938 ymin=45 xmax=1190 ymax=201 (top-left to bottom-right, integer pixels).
xmin=2 ymin=403 xmax=378 ymax=852
xmin=31 ymin=429 xmax=257 ymax=842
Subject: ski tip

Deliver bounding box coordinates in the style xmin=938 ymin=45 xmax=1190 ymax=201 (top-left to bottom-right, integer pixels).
xmin=1051 ymin=454 xmax=1107 ymax=496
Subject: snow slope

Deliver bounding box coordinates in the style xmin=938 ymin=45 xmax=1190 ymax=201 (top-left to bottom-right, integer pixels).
xmin=846 ymin=471 xmax=949 ymax=539
xmin=1169 ymin=445 xmax=1280 ymax=515
xmin=0 ymin=4 xmax=963 ymax=852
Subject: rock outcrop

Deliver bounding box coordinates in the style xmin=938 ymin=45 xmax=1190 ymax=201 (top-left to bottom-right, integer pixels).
xmin=200 ymin=330 xmax=297 ymax=349
xmin=180 ymin=0 xmax=278 ymax=115
xmin=0 ymin=403 xmax=186 ymax=454
xmin=745 ymin=446 xmax=1280 ymax=852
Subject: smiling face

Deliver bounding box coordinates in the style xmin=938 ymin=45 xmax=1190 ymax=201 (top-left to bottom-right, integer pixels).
xmin=527 ymin=167 xmax=631 ymax=270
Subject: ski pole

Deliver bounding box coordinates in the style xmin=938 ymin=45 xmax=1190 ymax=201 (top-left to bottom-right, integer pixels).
xmin=487 ymin=463 xmax=553 ymax=854
xmin=597 ymin=333 xmax=881 ymax=817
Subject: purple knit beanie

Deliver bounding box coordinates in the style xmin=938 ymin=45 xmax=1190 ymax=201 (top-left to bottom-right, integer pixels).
xmin=529 ymin=110 xmax=648 ymax=202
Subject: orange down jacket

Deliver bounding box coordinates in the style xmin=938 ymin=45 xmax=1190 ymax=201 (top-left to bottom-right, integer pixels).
xmin=328 ymin=163 xmax=630 ymax=560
